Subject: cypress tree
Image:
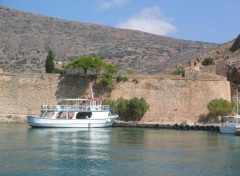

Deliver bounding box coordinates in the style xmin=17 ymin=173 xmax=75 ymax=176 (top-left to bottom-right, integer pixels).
xmin=45 ymin=50 xmax=55 ymax=73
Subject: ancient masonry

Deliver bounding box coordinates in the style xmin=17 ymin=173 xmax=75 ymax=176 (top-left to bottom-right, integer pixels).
xmin=0 ymin=73 xmax=231 ymax=123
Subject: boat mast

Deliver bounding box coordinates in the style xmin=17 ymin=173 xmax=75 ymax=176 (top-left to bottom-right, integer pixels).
xmin=90 ymin=86 xmax=94 ymax=98
xmin=237 ymin=90 xmax=239 ymax=116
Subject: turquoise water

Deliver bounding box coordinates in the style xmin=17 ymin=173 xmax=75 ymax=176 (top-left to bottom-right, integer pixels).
xmin=0 ymin=124 xmax=239 ymax=176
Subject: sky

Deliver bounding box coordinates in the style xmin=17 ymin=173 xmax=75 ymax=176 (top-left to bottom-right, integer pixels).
xmin=0 ymin=0 xmax=239 ymax=44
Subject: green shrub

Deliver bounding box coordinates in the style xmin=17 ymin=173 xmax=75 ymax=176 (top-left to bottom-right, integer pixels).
xmin=127 ymin=97 xmax=149 ymax=121
xmin=100 ymin=73 xmax=115 ymax=90
xmin=202 ymin=57 xmax=214 ymax=66
xmin=53 ymin=68 xmax=66 ymax=76
xmin=128 ymin=69 xmax=137 ymax=75
xmin=171 ymin=69 xmax=185 ymax=76
xmin=116 ymin=75 xmax=128 ymax=83
xmin=116 ymin=98 xmax=129 ymax=119
xmin=207 ymin=98 xmax=233 ymax=118
xmin=102 ymin=99 xmax=117 ymax=114
xmin=110 ymin=97 xmax=149 ymax=121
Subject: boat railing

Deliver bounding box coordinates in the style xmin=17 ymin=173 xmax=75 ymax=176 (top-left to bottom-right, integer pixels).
xmin=222 ymin=121 xmax=240 ymax=127
xmin=41 ymin=105 xmax=110 ymax=111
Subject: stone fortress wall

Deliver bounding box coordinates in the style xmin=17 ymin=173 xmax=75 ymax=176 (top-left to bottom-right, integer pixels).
xmin=0 ymin=72 xmax=231 ymax=123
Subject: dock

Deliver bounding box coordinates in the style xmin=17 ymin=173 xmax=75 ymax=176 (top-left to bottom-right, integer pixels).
xmin=113 ymin=121 xmax=220 ymax=132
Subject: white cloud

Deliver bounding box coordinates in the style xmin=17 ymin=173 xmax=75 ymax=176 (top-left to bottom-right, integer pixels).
xmin=115 ymin=6 xmax=177 ymax=36
xmin=101 ymin=0 xmax=129 ymax=9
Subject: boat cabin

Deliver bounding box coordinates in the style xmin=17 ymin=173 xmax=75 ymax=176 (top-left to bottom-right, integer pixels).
xmin=40 ymin=98 xmax=110 ymax=119
xmin=222 ymin=116 xmax=240 ymax=124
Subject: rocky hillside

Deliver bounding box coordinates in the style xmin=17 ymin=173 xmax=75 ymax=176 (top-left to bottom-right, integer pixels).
xmin=189 ymin=34 xmax=240 ymax=83
xmin=0 ymin=6 xmax=217 ymax=74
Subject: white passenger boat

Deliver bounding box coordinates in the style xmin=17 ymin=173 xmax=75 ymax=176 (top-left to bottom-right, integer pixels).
xmin=219 ymin=93 xmax=240 ymax=134
xmin=27 ymin=98 xmax=118 ymax=128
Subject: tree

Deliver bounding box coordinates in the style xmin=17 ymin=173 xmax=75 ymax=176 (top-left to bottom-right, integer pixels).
xmin=45 ymin=50 xmax=55 ymax=73
xmin=65 ymin=56 xmax=105 ymax=75
xmin=65 ymin=56 xmax=119 ymax=90
xmin=202 ymin=57 xmax=214 ymax=66
xmin=207 ymin=98 xmax=233 ymax=117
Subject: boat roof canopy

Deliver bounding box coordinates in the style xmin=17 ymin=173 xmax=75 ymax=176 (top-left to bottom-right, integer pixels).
xmin=222 ymin=115 xmax=240 ymax=119
xmin=58 ymin=98 xmax=102 ymax=102
xmin=88 ymin=98 xmax=101 ymax=101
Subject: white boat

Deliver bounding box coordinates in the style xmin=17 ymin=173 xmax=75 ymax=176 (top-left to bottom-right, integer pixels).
xmin=219 ymin=115 xmax=240 ymax=134
xmin=219 ymin=93 xmax=240 ymax=134
xmin=27 ymin=98 xmax=118 ymax=128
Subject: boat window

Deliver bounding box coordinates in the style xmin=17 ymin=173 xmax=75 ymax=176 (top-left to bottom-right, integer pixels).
xmin=41 ymin=111 xmax=54 ymax=118
xmin=68 ymin=112 xmax=74 ymax=119
xmin=76 ymin=112 xmax=92 ymax=119
xmin=57 ymin=112 xmax=63 ymax=118
xmin=229 ymin=118 xmax=238 ymax=123
xmin=96 ymin=101 xmax=102 ymax=106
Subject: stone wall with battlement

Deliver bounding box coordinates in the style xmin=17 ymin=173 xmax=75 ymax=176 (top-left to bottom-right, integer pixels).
xmin=0 ymin=73 xmax=231 ymax=123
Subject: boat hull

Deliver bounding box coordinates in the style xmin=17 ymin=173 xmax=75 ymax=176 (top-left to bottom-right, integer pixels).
xmin=27 ymin=116 xmax=117 ymax=128
xmin=219 ymin=125 xmax=239 ymax=134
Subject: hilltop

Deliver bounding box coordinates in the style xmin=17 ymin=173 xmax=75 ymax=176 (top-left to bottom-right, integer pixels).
xmin=0 ymin=6 xmax=217 ymax=74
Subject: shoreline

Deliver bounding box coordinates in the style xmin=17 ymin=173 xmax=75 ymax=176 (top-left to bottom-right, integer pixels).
xmin=0 ymin=114 xmax=27 ymax=124
xmin=0 ymin=115 xmax=220 ymax=132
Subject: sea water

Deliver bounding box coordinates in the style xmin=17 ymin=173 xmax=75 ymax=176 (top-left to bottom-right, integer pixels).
xmin=0 ymin=124 xmax=239 ymax=176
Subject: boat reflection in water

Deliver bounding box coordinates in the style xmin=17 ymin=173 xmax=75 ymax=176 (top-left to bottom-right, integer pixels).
xmin=27 ymin=128 xmax=112 ymax=175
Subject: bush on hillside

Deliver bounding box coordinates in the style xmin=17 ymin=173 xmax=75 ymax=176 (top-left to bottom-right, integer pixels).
xmin=100 ymin=73 xmax=115 ymax=90
xmin=171 ymin=69 xmax=185 ymax=76
xmin=202 ymin=57 xmax=214 ymax=66
xmin=116 ymin=75 xmax=128 ymax=83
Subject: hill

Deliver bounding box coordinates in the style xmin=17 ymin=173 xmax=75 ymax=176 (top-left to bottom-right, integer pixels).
xmin=0 ymin=6 xmax=217 ymax=74
xmin=189 ymin=34 xmax=240 ymax=83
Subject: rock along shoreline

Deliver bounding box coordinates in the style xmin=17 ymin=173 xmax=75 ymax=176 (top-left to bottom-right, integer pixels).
xmin=0 ymin=114 xmax=27 ymax=124
xmin=113 ymin=120 xmax=220 ymax=132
